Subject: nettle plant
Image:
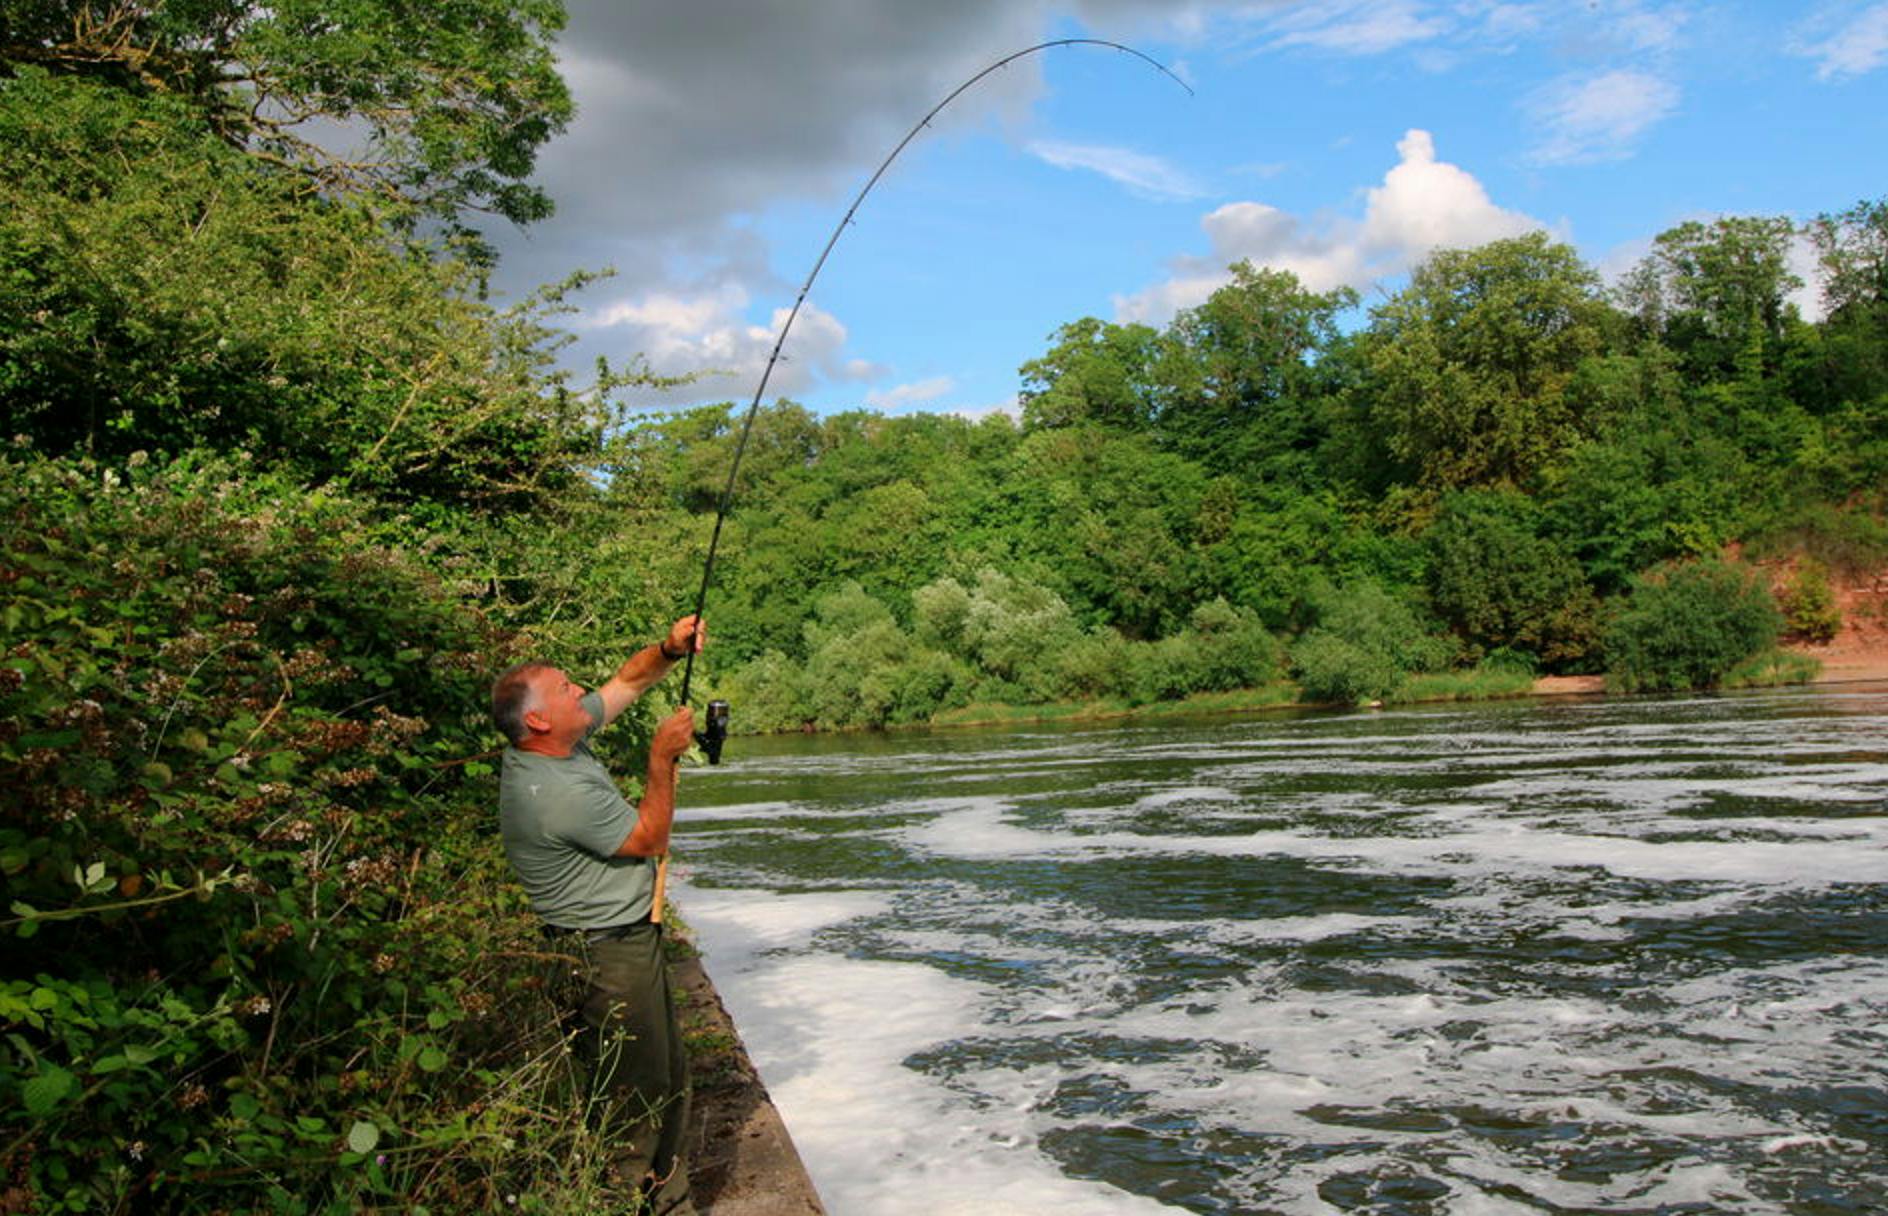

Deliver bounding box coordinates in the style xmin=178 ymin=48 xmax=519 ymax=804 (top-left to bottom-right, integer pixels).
xmin=0 ymin=454 xmax=610 ymax=1213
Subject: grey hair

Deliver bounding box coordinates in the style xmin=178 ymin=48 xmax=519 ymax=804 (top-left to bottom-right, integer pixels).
xmin=490 ymin=662 xmax=553 ymax=744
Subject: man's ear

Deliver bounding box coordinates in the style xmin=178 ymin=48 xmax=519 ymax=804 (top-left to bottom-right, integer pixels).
xmin=522 ymin=707 xmax=551 ymax=734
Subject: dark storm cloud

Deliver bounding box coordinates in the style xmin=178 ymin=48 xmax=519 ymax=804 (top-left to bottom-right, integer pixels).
xmin=481 ymin=1 xmax=1213 ymax=401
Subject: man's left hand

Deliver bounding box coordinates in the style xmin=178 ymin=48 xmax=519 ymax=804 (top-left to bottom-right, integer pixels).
xmin=664 ymin=615 xmax=706 ymax=658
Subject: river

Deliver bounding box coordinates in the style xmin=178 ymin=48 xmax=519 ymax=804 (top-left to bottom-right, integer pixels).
xmin=672 ymin=684 xmax=1888 ymax=1215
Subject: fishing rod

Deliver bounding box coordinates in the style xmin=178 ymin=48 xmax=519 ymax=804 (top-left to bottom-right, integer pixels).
xmin=676 ymin=37 xmax=1191 ymax=766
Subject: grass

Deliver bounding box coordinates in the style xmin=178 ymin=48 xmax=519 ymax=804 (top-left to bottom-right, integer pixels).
xmin=1394 ymin=665 xmax=1539 ymax=704
xmin=1723 ymin=647 xmax=1823 ymax=688
xmin=928 ymin=683 xmax=1301 ymax=729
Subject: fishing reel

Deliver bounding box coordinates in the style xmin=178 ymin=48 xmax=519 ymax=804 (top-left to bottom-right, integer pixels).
xmin=695 ymin=699 xmax=730 ymax=765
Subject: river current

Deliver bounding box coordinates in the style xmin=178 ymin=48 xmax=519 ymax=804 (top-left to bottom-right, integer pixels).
xmin=671 ymin=684 xmax=1888 ymax=1215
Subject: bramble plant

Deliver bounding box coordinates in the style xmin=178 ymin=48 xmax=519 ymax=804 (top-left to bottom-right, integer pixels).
xmin=0 ymin=453 xmax=638 ymax=1213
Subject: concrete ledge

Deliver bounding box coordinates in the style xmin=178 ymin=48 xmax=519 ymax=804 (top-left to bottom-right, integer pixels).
xmin=674 ymin=955 xmax=826 ymax=1215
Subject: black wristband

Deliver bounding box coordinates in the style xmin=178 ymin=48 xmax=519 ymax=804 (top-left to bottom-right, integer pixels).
xmin=658 ymin=639 xmax=687 ymax=662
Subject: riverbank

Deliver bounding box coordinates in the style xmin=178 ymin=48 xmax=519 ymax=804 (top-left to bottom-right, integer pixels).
xmin=859 ymin=626 xmax=1888 ymax=730
xmin=675 ymin=946 xmax=826 ymax=1214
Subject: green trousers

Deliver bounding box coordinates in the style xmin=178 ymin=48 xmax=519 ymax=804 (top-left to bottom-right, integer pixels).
xmin=569 ymin=924 xmax=693 ymax=1214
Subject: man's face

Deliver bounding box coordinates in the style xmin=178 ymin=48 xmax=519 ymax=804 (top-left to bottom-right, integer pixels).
xmin=527 ymin=667 xmax=590 ymax=742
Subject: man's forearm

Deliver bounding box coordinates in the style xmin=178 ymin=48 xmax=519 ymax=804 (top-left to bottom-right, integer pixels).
xmin=597 ymin=644 xmax=680 ymax=724
xmin=617 ymin=754 xmax=678 ymax=857
xmin=614 ymin=643 xmax=680 ymax=697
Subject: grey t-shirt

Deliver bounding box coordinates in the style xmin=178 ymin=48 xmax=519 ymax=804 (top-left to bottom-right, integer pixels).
xmin=498 ymin=691 xmax=654 ymax=929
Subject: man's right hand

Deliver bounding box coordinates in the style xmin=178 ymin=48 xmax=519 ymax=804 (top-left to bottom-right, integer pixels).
xmin=652 ymin=705 xmax=695 ymax=763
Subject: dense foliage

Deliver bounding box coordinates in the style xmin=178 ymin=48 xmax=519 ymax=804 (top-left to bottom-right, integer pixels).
xmin=0 ymin=454 xmax=642 ymax=1212
xmin=633 ymin=203 xmax=1885 ymax=722
xmin=0 ymin=0 xmax=572 ymax=229
xmin=4 ymin=10 xmax=1886 ymax=1208
xmin=1603 ymin=559 xmax=1785 ymax=692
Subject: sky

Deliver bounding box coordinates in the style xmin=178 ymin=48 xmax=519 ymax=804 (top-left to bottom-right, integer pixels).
xmin=484 ymin=1 xmax=1888 ymax=419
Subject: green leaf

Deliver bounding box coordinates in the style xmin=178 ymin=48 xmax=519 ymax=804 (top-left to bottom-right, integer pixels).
xmin=416 ymin=1045 xmax=447 ymax=1073
xmin=230 ymin=1092 xmax=261 ymax=1121
xmin=22 ymin=1066 xmax=76 ymax=1116
xmin=346 ymin=1120 xmax=380 ymax=1154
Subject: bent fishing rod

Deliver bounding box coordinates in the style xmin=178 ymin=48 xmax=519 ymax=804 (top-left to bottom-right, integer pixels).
xmin=675 ymin=38 xmax=1190 ymax=766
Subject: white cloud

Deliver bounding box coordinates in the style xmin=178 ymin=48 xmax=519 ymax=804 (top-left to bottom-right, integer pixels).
xmin=1263 ymin=0 xmax=1449 ymax=54
xmin=1361 ymin=129 xmax=1540 ymax=257
xmin=1473 ymin=3 xmax=1546 ymax=46
xmin=582 ymin=285 xmax=876 ymax=405
xmin=865 ymin=377 xmax=958 ymax=411
xmin=1114 ymin=128 xmax=1542 ymax=323
xmin=1614 ymin=4 xmax=1688 ymax=53
xmin=1026 ymin=140 xmax=1208 ymax=200
xmin=1525 ymin=69 xmax=1680 ymax=165
xmin=1792 ymin=2 xmax=1888 ymax=80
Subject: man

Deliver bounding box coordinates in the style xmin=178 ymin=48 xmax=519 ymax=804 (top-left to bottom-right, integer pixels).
xmin=491 ymin=615 xmax=705 ymax=1215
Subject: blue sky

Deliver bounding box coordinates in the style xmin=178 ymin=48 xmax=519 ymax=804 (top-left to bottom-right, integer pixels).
xmin=486 ymin=1 xmax=1888 ymax=418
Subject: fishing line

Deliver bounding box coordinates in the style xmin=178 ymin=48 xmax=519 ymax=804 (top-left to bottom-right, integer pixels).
xmin=675 ymin=38 xmax=1191 ymax=750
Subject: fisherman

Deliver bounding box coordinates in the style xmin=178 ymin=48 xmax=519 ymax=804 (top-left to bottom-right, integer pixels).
xmin=490 ymin=615 xmax=705 ymax=1215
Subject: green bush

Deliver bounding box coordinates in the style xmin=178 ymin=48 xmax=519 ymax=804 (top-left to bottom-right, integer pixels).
xmin=1604 ymin=559 xmax=1784 ymax=691
xmin=1290 ymin=581 xmax=1453 ymax=705
xmin=1724 ymin=647 xmax=1823 ymax=688
xmin=1423 ymin=490 xmax=1601 ymax=671
xmin=1778 ymin=560 xmax=1842 ymax=642
xmin=1185 ymin=598 xmax=1286 ymax=692
xmin=0 ymin=452 xmax=627 ymax=1213
xmin=1047 ymin=628 xmax=1138 ymax=701
xmin=1291 ymin=633 xmax=1402 ymax=705
xmin=1748 ymin=504 xmax=1888 ymax=576
xmin=718 ymin=649 xmax=812 ymax=734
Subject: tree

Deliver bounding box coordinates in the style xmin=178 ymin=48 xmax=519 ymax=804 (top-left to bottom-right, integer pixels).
xmin=0 ymin=70 xmax=603 ymax=505
xmin=1617 ymin=216 xmax=1801 ymax=379
xmin=0 ymin=0 xmax=572 ymax=230
xmin=1798 ymin=198 xmax=1888 ymax=415
xmin=1019 ymin=316 xmax=1164 ymax=431
xmin=1153 ymin=261 xmax=1356 ymax=479
xmin=1808 ymin=198 xmax=1888 ymax=320
xmin=1362 ymin=233 xmax=1611 ymax=490
xmin=1422 ymin=490 xmax=1600 ymax=670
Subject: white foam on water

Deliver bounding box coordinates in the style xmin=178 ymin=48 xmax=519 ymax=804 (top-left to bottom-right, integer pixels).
xmin=675 ymin=688 xmax=1888 ymax=1212
xmin=896 ymin=801 xmax=1888 ymax=885
xmin=675 ymin=883 xmax=1182 ymax=1214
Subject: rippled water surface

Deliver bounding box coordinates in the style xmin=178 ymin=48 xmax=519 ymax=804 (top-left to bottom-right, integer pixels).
xmin=672 ymin=686 xmax=1888 ymax=1215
